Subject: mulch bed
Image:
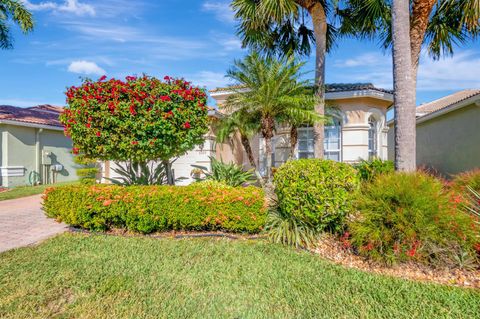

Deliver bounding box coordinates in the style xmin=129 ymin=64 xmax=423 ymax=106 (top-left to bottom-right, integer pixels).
xmin=312 ymin=233 xmax=480 ymax=289
xmin=0 ymin=187 xmax=8 ymax=193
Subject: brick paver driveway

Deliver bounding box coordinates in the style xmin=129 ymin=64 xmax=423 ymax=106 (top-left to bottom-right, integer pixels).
xmin=0 ymin=195 xmax=67 ymax=253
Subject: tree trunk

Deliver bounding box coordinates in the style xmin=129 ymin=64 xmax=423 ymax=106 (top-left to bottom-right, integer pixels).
xmin=289 ymin=125 xmax=298 ymax=159
xmin=392 ymin=0 xmax=417 ymax=172
xmin=261 ymin=116 xmax=275 ymax=182
xmin=240 ymin=134 xmax=264 ymax=186
xmin=410 ymin=0 xmax=436 ymax=89
xmin=307 ymin=2 xmax=327 ymax=159
xmin=162 ymin=159 xmax=175 ymax=185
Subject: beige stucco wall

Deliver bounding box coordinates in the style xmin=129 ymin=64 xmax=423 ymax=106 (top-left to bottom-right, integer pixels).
xmin=416 ymin=103 xmax=479 ymax=176
xmin=387 ymin=103 xmax=480 ymax=176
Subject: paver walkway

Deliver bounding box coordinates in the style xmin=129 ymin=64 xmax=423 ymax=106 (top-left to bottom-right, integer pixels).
xmin=0 ymin=195 xmax=67 ymax=253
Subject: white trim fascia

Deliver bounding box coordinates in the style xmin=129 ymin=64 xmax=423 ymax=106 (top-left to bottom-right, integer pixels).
xmin=0 ymin=119 xmax=64 ymax=131
xmin=211 ymin=88 xmax=394 ymax=102
xmin=326 ymin=90 xmax=393 ymax=102
xmin=416 ymin=95 xmax=480 ymax=124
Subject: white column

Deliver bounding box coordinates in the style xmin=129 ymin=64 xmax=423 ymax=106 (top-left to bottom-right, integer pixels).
xmin=341 ymin=124 xmax=370 ymax=163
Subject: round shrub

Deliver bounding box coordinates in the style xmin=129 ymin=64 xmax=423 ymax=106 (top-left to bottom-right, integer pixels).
xmin=348 ymin=172 xmax=479 ymax=266
xmin=273 ymin=159 xmax=359 ymax=233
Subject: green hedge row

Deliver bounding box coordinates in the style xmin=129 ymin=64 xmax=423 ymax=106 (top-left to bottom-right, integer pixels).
xmin=43 ymin=183 xmax=267 ymax=234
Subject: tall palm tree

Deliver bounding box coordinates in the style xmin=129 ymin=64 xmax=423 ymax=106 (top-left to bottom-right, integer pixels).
xmin=344 ymin=0 xmax=480 ymax=87
xmin=224 ymin=52 xmax=319 ymax=182
xmin=232 ymin=0 xmax=348 ymax=159
xmin=0 ymin=0 xmax=34 ymax=49
xmin=392 ymin=0 xmax=416 ymax=171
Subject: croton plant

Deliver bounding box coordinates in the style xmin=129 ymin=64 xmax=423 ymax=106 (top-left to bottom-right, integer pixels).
xmin=61 ymin=75 xmax=209 ymax=163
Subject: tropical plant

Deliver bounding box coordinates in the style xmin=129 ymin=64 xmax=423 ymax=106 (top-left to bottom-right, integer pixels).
xmin=265 ymin=208 xmax=319 ymax=249
xmin=192 ymin=156 xmax=254 ymax=187
xmin=107 ymin=161 xmax=167 ymax=186
xmin=354 ymin=158 xmax=394 ymax=182
xmin=214 ymin=107 xmax=263 ymax=183
xmin=349 ymin=172 xmax=478 ymax=266
xmin=452 ymin=168 xmax=480 ymax=193
xmin=232 ymin=0 xmax=352 ymax=159
xmin=0 ymin=0 xmax=34 ymax=49
xmin=344 ymin=0 xmax=480 ymax=87
xmin=225 ymin=52 xmax=320 ymax=182
xmin=60 ymin=75 xmax=209 ymax=185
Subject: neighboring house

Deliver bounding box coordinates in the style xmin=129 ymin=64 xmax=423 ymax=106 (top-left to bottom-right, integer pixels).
xmin=211 ymin=83 xmax=393 ymax=174
xmin=388 ymin=90 xmax=480 ymax=176
xmin=0 ymin=105 xmax=77 ymax=188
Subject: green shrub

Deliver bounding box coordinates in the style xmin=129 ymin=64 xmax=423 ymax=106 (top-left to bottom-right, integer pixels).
xmin=192 ymin=157 xmax=254 ymax=187
xmin=452 ymin=169 xmax=480 ymax=192
xmin=349 ymin=172 xmax=479 ymax=266
xmin=273 ymin=159 xmax=359 ymax=233
xmin=74 ymin=154 xmax=98 ymax=185
xmin=43 ymin=184 xmax=267 ymax=234
xmin=354 ymin=158 xmax=394 ymax=182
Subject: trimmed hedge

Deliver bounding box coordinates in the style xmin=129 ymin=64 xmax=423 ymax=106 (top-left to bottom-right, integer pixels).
xmin=273 ymin=159 xmax=359 ymax=233
xmin=43 ymin=184 xmax=267 ymax=233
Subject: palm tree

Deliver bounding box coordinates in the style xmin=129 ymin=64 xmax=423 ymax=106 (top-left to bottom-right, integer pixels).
xmin=0 ymin=0 xmax=34 ymax=49
xmin=232 ymin=0 xmax=348 ymax=159
xmin=344 ymin=0 xmax=480 ymax=87
xmin=224 ymin=52 xmax=319 ymax=182
xmin=392 ymin=0 xmax=416 ymax=171
xmin=214 ymin=108 xmax=264 ymax=184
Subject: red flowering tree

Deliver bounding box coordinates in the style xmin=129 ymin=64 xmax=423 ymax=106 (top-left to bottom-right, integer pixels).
xmin=61 ymin=75 xmax=209 ymax=184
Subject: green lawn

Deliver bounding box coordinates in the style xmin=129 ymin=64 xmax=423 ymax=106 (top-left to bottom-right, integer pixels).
xmin=0 ymin=233 xmax=478 ymax=319
xmin=0 ymin=181 xmax=79 ymax=201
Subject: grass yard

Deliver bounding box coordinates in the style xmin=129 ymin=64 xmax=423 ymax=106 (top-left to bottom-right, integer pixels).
xmin=0 ymin=181 xmax=79 ymax=201
xmin=0 ymin=233 xmax=479 ymax=319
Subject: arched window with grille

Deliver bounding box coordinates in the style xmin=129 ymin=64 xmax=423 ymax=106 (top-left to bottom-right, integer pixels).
xmin=368 ymin=115 xmax=378 ymax=159
xmin=324 ymin=117 xmax=342 ymax=161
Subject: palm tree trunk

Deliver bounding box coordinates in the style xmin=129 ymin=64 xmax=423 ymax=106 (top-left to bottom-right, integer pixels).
xmin=289 ymin=125 xmax=298 ymax=159
xmin=410 ymin=0 xmax=436 ymax=89
xmin=392 ymin=0 xmax=417 ymax=172
xmin=240 ymin=134 xmax=264 ymax=186
xmin=307 ymin=1 xmax=326 ymax=159
xmin=261 ymin=116 xmax=275 ymax=182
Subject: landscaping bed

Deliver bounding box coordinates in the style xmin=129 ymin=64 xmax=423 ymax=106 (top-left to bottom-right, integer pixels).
xmin=0 ymin=233 xmax=478 ymax=318
xmin=313 ymin=233 xmax=480 ymax=289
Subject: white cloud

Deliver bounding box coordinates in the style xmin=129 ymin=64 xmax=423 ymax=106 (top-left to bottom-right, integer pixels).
xmin=202 ymin=1 xmax=235 ymax=23
xmin=417 ymin=50 xmax=480 ymax=91
xmin=189 ymin=71 xmax=231 ymax=89
xmin=22 ymin=0 xmax=95 ymax=17
xmin=67 ymin=60 xmax=105 ymax=75
xmin=330 ymin=49 xmax=480 ymax=92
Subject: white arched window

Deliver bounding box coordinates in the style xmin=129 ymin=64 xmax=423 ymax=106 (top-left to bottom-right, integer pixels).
xmin=368 ymin=115 xmax=378 ymax=158
xmin=324 ymin=117 xmax=342 ymax=161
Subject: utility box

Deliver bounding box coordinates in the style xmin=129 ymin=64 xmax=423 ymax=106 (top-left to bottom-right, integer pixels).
xmin=42 ymin=151 xmax=52 ymax=165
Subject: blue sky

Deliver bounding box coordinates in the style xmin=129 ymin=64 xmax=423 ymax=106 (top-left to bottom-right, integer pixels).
xmin=1 ymin=0 xmax=480 ymax=107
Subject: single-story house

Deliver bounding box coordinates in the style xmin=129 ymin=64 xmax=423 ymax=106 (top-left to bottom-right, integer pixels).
xmin=210 ymin=83 xmax=393 ymax=175
xmin=101 ymin=83 xmax=394 ymax=184
xmin=0 ymin=105 xmax=77 ymax=188
xmin=387 ymin=89 xmax=480 ymax=176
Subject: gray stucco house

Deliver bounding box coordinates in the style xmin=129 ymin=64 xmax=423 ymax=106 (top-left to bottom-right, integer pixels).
xmin=388 ymin=89 xmax=480 ymax=176
xmin=0 ymin=105 xmax=77 ymax=188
